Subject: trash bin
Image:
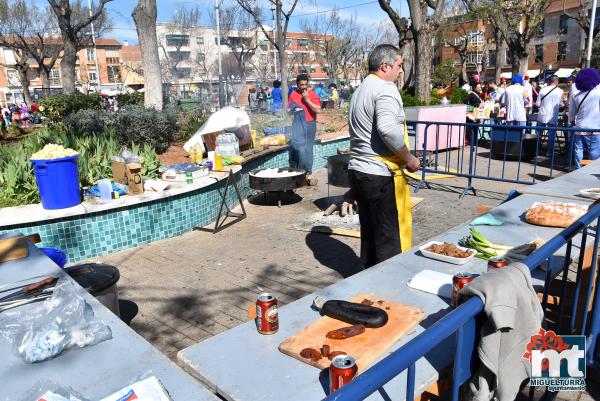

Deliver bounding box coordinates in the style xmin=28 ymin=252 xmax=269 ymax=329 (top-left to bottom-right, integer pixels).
xmin=65 ymin=263 xmax=121 ymax=317
xmin=31 ymin=155 xmax=81 ymax=210
xmin=40 ymin=247 xmax=67 ymax=268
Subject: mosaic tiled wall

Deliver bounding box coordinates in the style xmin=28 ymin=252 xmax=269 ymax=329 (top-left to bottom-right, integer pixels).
xmin=0 ymin=138 xmax=350 ymax=262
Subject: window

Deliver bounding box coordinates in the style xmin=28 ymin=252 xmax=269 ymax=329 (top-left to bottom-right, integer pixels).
xmin=535 ymin=45 xmax=543 ymax=63
xmin=557 ymin=41 xmax=567 ymax=61
xmin=300 ymin=65 xmax=309 ymax=73
xmin=75 ymin=68 xmax=81 ymax=81
xmin=49 ymin=69 xmax=60 ymax=85
xmin=175 ymin=67 xmax=191 ymax=78
xmin=559 ymin=15 xmax=569 ymax=34
xmin=537 ymin=19 xmax=545 ymax=37
xmin=286 ymin=39 xmax=292 ymax=47
xmin=297 ymin=38 xmax=309 ymax=47
xmin=506 ymin=52 xmax=513 ymax=66
xmin=6 ymin=69 xmax=18 ymax=86
xmin=105 ymin=47 xmax=120 ymax=64
xmin=322 ymin=66 xmax=329 ymax=74
xmin=310 ymin=66 xmax=316 ymax=73
xmin=168 ymin=51 xmax=190 ymax=62
xmin=196 ymin=36 xmax=204 ymax=45
xmin=107 ymin=66 xmax=121 ymax=83
xmin=454 ymin=36 xmax=465 ymax=46
xmin=88 ymin=69 xmax=98 ymax=82
xmin=465 ymin=51 xmax=483 ymax=65
xmin=196 ymin=52 xmax=205 ymax=62
xmin=86 ymin=48 xmax=96 ymax=61
xmin=2 ymin=49 xmax=16 ymax=65
xmin=468 ymin=31 xmax=484 ymax=46
xmin=488 ymin=50 xmax=496 ymax=67
xmin=167 ymin=34 xmax=190 ymax=47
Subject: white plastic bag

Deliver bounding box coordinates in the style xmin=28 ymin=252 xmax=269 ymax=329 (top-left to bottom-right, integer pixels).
xmin=0 ymin=278 xmax=112 ymax=363
xmin=21 ymin=380 xmax=88 ymax=401
xmin=100 ymin=375 xmax=173 ymax=401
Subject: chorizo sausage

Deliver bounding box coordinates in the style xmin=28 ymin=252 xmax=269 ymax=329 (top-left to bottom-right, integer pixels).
xmin=326 ymin=324 xmax=366 ymax=339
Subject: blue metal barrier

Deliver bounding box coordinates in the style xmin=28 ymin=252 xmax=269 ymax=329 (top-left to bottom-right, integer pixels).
xmin=409 ymin=120 xmax=600 ymax=199
xmin=323 ymin=201 xmax=600 ymax=401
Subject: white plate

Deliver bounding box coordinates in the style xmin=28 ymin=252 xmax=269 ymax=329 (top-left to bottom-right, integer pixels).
xmin=579 ymin=188 xmax=600 ymax=199
xmin=418 ymin=240 xmax=476 ymax=265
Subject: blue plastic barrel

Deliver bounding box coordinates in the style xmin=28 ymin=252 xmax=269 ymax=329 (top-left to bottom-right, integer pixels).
xmin=30 ymin=155 xmax=81 ymax=210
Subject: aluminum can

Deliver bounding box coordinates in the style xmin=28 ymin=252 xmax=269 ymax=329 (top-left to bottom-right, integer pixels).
xmin=488 ymin=256 xmax=509 ymax=270
xmin=185 ymin=172 xmax=193 ymax=184
xmin=255 ymin=292 xmax=278 ymax=334
xmin=451 ymin=272 xmax=474 ymax=307
xmin=329 ymin=355 xmax=358 ymax=393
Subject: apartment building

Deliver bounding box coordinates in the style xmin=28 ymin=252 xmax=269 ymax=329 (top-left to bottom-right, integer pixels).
xmin=439 ymin=0 xmax=597 ymax=81
xmin=0 ymin=38 xmax=125 ymax=104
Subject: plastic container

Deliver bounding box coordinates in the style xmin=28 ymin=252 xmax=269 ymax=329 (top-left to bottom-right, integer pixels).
xmin=97 ymin=179 xmax=113 ymax=202
xmin=40 ymin=247 xmax=67 ymax=268
xmin=215 ymin=133 xmax=240 ymax=157
xmin=65 ymin=263 xmax=121 ymax=316
xmin=418 ymin=241 xmax=476 ymax=265
xmin=30 ymin=155 xmax=80 ymax=210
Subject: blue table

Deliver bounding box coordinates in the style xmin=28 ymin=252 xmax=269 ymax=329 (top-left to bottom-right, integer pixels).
xmin=178 ymin=193 xmax=584 ymax=401
xmin=0 ymin=235 xmax=218 ymax=401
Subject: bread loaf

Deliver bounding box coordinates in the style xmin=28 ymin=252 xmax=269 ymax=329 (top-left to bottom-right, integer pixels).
xmin=524 ymin=201 xmax=588 ymax=228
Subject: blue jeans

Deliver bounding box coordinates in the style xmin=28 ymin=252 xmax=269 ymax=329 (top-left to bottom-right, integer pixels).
xmin=574 ymin=135 xmax=600 ymax=168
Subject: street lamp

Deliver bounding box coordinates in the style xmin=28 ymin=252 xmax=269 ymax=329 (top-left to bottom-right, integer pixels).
xmin=215 ymin=0 xmax=224 ymax=108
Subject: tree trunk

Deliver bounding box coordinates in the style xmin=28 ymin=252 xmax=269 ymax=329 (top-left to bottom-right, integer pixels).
xmin=60 ymin=37 xmax=78 ymax=94
xmin=399 ymin=41 xmax=413 ymax=90
xmin=16 ymin=65 xmax=32 ymax=106
xmin=133 ymin=0 xmax=163 ymax=110
xmin=518 ymin=54 xmax=528 ymax=75
xmin=39 ymin=67 xmax=51 ymax=97
xmin=461 ymin=58 xmax=469 ymax=85
xmin=413 ymin=28 xmax=434 ymax=102
xmin=276 ymin=2 xmax=288 ymax=109
xmin=494 ymin=48 xmax=503 ymax=83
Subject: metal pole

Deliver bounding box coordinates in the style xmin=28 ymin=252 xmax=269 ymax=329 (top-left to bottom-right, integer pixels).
xmin=271 ymin=7 xmax=278 ymax=80
xmin=88 ymin=0 xmax=101 ymax=93
xmin=586 ymin=0 xmax=598 ymax=68
xmin=215 ymin=0 xmax=224 ymax=108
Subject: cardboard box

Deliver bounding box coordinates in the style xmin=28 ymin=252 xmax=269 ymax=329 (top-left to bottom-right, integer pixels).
xmin=111 ymin=161 xmax=144 ymax=195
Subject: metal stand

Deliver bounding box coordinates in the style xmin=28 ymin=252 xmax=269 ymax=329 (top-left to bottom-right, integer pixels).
xmin=212 ymin=169 xmax=247 ymax=233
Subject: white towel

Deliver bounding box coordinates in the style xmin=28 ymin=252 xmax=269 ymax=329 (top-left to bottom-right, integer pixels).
xmin=407 ymin=270 xmax=453 ymax=299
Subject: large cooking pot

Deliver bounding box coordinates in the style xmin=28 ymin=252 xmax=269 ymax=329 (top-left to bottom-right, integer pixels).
xmin=249 ymin=168 xmax=306 ymax=192
xmin=327 ymin=154 xmax=351 ymax=188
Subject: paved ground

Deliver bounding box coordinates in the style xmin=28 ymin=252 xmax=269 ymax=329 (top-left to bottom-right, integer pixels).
xmin=84 ymin=154 xmax=598 ymax=400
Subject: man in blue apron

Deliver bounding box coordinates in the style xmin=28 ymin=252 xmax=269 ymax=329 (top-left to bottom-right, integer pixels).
xmin=288 ymin=73 xmax=321 ymax=185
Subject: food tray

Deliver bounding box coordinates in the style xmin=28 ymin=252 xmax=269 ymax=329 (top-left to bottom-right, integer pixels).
xmin=418 ymin=240 xmax=476 ymax=265
xmin=579 ymin=188 xmax=600 ymax=199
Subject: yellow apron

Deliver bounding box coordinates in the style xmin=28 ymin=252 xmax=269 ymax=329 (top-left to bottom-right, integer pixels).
xmin=372 ymin=121 xmax=412 ymax=252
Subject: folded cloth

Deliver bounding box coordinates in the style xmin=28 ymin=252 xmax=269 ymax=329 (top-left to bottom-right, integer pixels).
xmin=459 ymin=262 xmax=544 ymax=401
xmin=471 ymin=213 xmax=504 ymax=226
xmin=407 ymin=270 xmax=453 ymax=299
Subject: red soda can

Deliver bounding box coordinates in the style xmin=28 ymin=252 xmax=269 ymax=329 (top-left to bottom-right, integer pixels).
xmin=488 ymin=256 xmax=509 ymax=270
xmin=255 ymin=292 xmax=278 ymax=334
xmin=329 ymin=355 xmax=358 ymax=393
xmin=451 ymin=272 xmax=474 ymax=307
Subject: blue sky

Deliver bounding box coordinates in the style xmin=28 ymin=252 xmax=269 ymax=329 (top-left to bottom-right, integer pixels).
xmin=104 ymin=0 xmax=409 ymax=44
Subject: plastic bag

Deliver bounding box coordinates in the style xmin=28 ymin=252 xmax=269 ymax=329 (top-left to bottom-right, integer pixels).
xmin=99 ymin=373 xmax=173 ymax=401
xmin=0 ymin=277 xmax=112 ymax=363
xmin=21 ymin=380 xmax=89 ymax=401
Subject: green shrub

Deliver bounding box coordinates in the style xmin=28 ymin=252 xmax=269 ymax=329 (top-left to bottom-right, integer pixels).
xmin=105 ymin=105 xmax=176 ymax=153
xmin=0 ymin=127 xmax=162 ymax=207
xmin=401 ymin=92 xmax=427 ymax=107
xmin=39 ymin=92 xmax=102 ymax=123
xmin=450 ymin=88 xmax=469 ymax=105
xmin=116 ymin=92 xmax=144 ymax=107
xmin=64 ymin=109 xmax=105 ymax=135
xmin=175 ymin=103 xmax=211 ymax=142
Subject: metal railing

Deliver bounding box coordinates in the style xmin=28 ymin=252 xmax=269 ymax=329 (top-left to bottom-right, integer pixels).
xmin=323 ymin=201 xmax=600 ymax=401
xmin=408 ymin=120 xmax=600 ymax=198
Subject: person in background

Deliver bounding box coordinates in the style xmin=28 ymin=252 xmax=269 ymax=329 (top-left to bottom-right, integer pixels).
xmin=248 ymin=87 xmax=257 ymax=111
xmin=348 ymin=44 xmax=420 ymax=268
xmin=500 ymin=74 xmax=528 ymax=125
xmin=288 ymin=73 xmax=321 ymax=185
xmin=339 ymin=84 xmax=349 ymax=106
xmin=531 ymin=80 xmax=540 ymax=113
xmin=466 ymin=84 xmax=484 ymax=108
xmin=329 ymin=84 xmax=339 ymax=107
xmin=569 ymin=68 xmax=600 ymax=168
xmin=288 ymin=84 xmax=297 ymax=97
xmin=314 ymin=82 xmax=327 ymax=100
xmin=271 ymin=80 xmax=282 ymax=113
xmin=30 ymin=101 xmax=38 ymax=113
xmin=496 ymin=78 xmax=507 ymax=102
xmin=20 ymin=103 xmax=29 ymax=127
xmin=1 ymin=104 xmax=10 ymax=128
xmin=536 ymin=75 xmax=564 ymax=157
xmin=265 ymin=87 xmax=272 ymax=108
xmin=487 ymin=81 xmax=498 ymax=101
xmin=523 ymin=75 xmax=533 ymax=112
xmin=257 ymin=88 xmax=267 ymax=112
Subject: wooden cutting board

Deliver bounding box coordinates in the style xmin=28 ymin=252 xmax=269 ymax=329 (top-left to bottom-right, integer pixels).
xmin=278 ymin=294 xmax=424 ymax=371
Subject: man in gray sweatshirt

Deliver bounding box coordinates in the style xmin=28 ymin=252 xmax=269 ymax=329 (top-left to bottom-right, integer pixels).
xmin=348 ymin=44 xmax=420 ymax=267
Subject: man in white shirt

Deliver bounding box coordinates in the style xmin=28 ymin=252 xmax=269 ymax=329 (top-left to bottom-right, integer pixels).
xmin=523 ymin=75 xmax=533 ymax=111
xmin=500 ymin=74 xmax=528 ymax=124
xmin=537 ymin=76 xmax=564 ymax=156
